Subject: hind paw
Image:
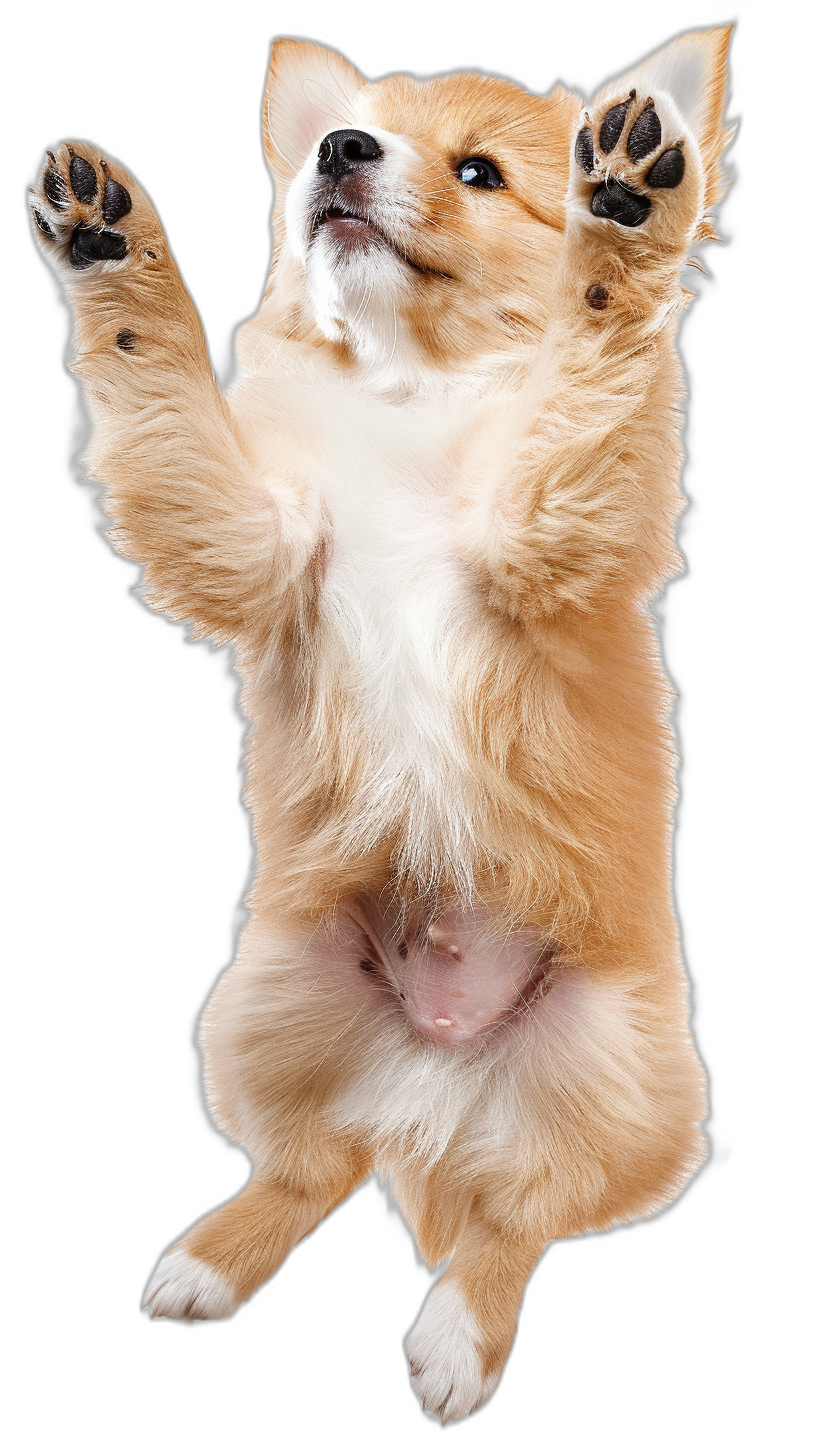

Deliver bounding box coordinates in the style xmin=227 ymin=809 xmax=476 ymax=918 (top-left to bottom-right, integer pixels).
xmin=142 ymin=1247 xmax=239 ymax=1321
xmin=405 ymin=1281 xmax=499 ymax=1423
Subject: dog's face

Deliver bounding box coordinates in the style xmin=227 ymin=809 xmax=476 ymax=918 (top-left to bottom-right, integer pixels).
xmin=264 ymin=43 xmax=578 ymax=376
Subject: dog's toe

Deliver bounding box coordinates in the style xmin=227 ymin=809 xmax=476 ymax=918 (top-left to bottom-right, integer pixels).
xmin=142 ymin=1247 xmax=238 ymax=1320
xmin=405 ymin=1281 xmax=499 ymax=1423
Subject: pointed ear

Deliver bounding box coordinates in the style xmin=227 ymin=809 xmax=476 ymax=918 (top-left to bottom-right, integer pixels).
xmin=612 ymin=26 xmax=735 ymax=230
xmin=263 ymin=39 xmax=366 ymax=185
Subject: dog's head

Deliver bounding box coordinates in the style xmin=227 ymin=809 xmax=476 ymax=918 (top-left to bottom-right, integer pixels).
xmin=262 ymin=41 xmax=576 ymax=379
xmin=261 ymin=34 xmax=731 ymax=382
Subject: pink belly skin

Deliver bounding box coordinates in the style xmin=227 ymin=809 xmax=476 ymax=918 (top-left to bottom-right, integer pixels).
xmin=348 ymin=900 xmax=548 ymax=1048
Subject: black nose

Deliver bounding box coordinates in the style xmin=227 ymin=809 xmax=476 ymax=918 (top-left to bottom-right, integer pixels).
xmin=317 ymin=129 xmax=383 ymax=177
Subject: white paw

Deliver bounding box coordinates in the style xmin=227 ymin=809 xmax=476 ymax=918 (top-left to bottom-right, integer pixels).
xmin=405 ymin=1280 xmax=499 ymax=1422
xmin=142 ymin=1246 xmax=238 ymax=1320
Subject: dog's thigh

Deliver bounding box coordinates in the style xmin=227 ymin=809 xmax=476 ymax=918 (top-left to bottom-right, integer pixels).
xmin=404 ymin=961 xmax=706 ymax=1420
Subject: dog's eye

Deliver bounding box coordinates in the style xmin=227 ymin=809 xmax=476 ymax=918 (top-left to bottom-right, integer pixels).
xmin=456 ymin=157 xmax=504 ymax=190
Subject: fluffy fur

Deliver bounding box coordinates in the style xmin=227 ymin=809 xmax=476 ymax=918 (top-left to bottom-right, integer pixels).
xmin=31 ymin=26 xmax=733 ymax=1422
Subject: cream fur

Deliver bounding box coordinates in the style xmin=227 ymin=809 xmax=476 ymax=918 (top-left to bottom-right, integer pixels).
xmin=406 ymin=1280 xmax=499 ymax=1421
xmin=142 ymin=1249 xmax=238 ymax=1320
xmin=31 ymin=25 xmax=733 ymax=1422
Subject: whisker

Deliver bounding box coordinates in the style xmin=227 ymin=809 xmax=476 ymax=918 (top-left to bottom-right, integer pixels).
xmin=424 ymin=217 xmax=484 ymax=277
xmin=258 ymin=319 xmax=302 ymax=373
xmin=350 ymin=281 xmax=374 ymax=327
xmin=385 ymin=303 xmax=399 ymax=372
xmin=250 ymin=315 xmax=280 ymax=369
xmin=301 ymin=78 xmax=357 ymax=129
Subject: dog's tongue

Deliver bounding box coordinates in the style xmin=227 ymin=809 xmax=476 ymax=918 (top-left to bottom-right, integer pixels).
xmin=390 ymin=910 xmax=544 ymax=1047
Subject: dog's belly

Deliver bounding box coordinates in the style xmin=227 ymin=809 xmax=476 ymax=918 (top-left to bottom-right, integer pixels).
xmin=348 ymin=899 xmax=549 ymax=1047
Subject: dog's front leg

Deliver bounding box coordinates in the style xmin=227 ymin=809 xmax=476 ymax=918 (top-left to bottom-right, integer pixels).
xmin=30 ymin=144 xmax=317 ymax=647
xmin=460 ymin=46 xmax=730 ymax=620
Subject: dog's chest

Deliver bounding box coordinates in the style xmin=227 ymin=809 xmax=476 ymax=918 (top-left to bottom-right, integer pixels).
xmin=318 ymin=402 xmax=477 ymax=844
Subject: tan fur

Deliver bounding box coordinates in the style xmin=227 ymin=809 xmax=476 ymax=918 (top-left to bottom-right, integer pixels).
xmin=184 ymin=1154 xmax=372 ymax=1303
xmin=31 ymin=27 xmax=732 ymax=1420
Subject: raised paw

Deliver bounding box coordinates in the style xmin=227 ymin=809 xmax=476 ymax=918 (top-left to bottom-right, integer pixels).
xmin=571 ymin=86 xmax=701 ymax=241
xmin=405 ymin=1281 xmax=499 ymax=1423
xmin=142 ymin=1246 xmax=240 ymax=1321
xmin=29 ymin=143 xmax=159 ymax=275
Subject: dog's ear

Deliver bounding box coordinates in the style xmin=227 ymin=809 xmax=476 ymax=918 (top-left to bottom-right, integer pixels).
xmin=263 ymin=39 xmax=366 ymax=185
xmin=605 ymin=26 xmax=735 ymax=233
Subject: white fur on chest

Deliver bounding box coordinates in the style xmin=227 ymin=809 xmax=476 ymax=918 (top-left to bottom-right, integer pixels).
xmin=318 ymin=400 xmax=478 ymax=876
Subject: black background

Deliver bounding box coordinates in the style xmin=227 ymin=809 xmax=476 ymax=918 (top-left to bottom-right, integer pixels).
xmin=15 ymin=5 xmax=757 ymax=1444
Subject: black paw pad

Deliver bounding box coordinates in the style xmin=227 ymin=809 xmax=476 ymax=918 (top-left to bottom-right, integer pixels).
xmin=43 ymin=167 xmax=68 ymax=210
xmin=599 ymin=93 xmax=633 ymax=154
xmin=627 ymin=103 xmax=662 ymax=162
xmin=69 ymin=155 xmax=98 ymax=203
xmin=33 ymin=208 xmax=57 ymax=239
xmin=103 ymin=178 xmax=132 ymax=225
xmin=69 ymin=225 xmax=128 ymax=269
xmin=590 ymin=178 xmax=651 ymax=228
xmin=575 ymin=126 xmax=595 ymax=174
xmin=646 ymin=146 xmax=685 ymax=189
xmin=116 ymin=329 xmax=138 ymax=352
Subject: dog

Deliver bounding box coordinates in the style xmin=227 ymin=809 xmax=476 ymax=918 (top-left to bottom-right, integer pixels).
xmin=30 ymin=26 xmax=733 ymax=1421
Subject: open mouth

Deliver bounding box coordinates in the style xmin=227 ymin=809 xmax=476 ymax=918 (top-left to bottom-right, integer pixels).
xmin=310 ymin=199 xmax=453 ymax=280
xmin=312 ymin=200 xmax=386 ymax=244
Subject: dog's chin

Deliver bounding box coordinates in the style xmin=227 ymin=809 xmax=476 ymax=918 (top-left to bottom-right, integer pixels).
xmin=304 ymin=223 xmax=408 ymax=351
xmin=306 ymin=204 xmax=454 ymax=297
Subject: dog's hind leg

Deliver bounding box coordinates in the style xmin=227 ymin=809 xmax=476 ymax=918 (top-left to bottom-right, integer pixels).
xmin=142 ymin=1141 xmax=371 ymax=1320
xmin=405 ymin=1205 xmax=545 ymax=1422
xmin=142 ymin=912 xmax=383 ymax=1320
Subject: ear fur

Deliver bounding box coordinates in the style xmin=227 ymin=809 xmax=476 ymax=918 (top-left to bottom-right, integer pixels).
xmin=263 ymin=39 xmax=366 ymax=184
xmin=606 ymin=26 xmax=735 ymax=238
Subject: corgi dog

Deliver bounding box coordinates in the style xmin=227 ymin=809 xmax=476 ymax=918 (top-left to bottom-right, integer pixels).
xmin=30 ymin=26 xmax=733 ymax=1421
